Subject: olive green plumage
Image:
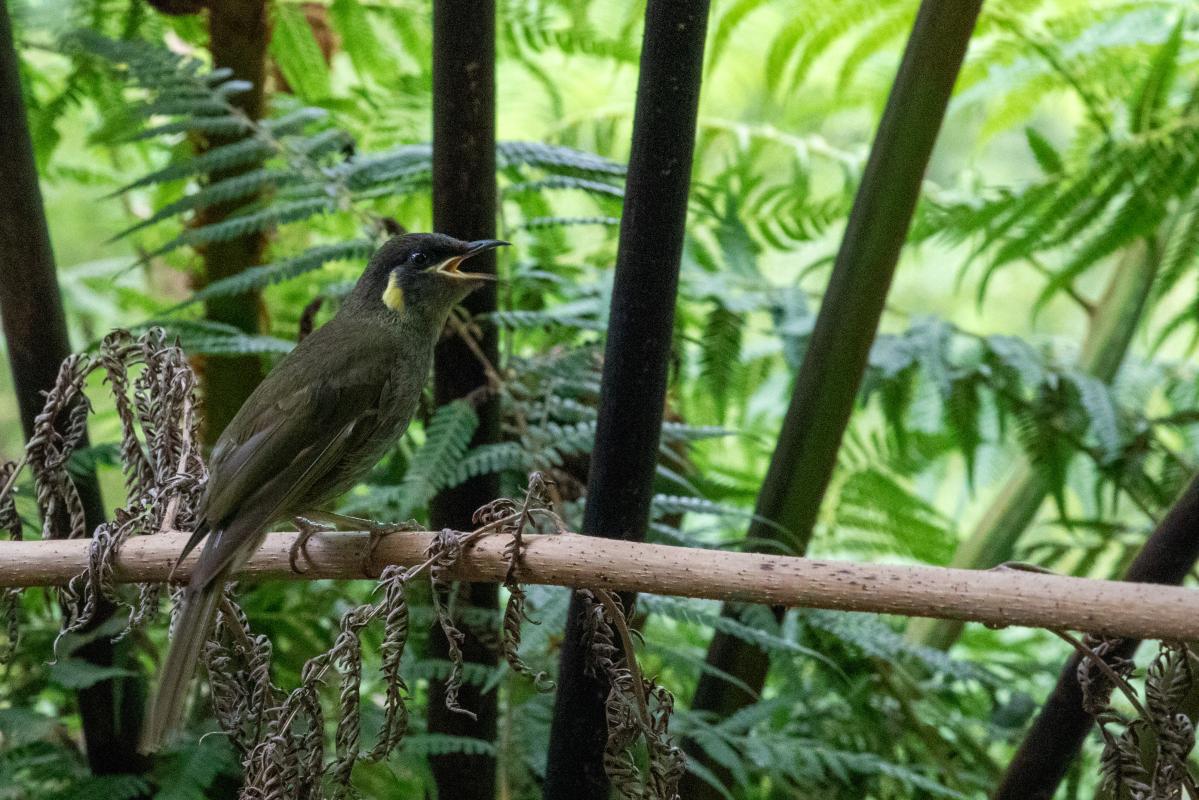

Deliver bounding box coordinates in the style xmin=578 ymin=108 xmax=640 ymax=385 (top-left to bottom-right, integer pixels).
xmin=141 ymin=233 xmax=506 ymax=752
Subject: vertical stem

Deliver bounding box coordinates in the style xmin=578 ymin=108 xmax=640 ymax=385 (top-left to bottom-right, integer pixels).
xmin=994 ymin=470 xmax=1199 ymax=800
xmin=681 ymin=1 xmax=981 ymax=795
xmin=198 ymin=0 xmax=270 ymax=441
xmin=0 ymin=0 xmax=146 ymax=775
xmin=542 ymin=1 xmax=710 ymax=796
xmin=427 ymin=0 xmax=500 ymax=796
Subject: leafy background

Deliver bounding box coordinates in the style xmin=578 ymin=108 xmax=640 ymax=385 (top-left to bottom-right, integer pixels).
xmin=2 ymin=0 xmax=1199 ymax=797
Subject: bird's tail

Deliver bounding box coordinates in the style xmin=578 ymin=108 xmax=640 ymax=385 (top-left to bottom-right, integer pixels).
xmin=139 ymin=582 xmax=221 ymax=753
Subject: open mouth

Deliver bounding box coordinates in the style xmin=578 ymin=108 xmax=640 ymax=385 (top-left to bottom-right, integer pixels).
xmin=437 ymin=239 xmax=509 ymax=278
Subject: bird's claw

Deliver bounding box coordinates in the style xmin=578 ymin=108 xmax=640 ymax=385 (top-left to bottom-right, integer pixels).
xmin=291 ymin=516 xmax=334 ymax=574
xmin=361 ymin=519 xmax=420 ymax=577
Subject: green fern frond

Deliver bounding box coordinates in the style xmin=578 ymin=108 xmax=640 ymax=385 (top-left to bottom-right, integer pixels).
xmin=643 ymin=596 xmax=832 ymax=665
xmin=399 ymin=733 xmax=499 ymax=758
xmin=188 ymin=240 xmax=376 ymax=303
xmin=497 ymin=141 xmax=625 ymax=177
xmin=1156 ymin=194 xmax=1199 ymax=300
xmin=110 ymin=168 xmax=301 ymax=241
xmin=1065 ymin=371 xmax=1122 ymax=462
xmin=697 ymin=302 xmax=743 ymax=421
xmin=153 ymin=197 xmax=335 ymax=256
xmin=158 ymin=319 xmax=295 ymax=356
xmin=126 ymin=114 xmax=250 ymax=141
xmin=503 ymin=176 xmax=624 ymax=199
xmin=520 ymin=215 xmax=620 ymax=230
xmin=115 ymin=137 xmax=275 ymax=193
xmin=707 ymin=0 xmax=773 ymax=73
xmin=1024 ymin=126 xmax=1064 ymax=175
xmin=1128 ymin=13 xmax=1185 ymax=134
xmin=450 ymin=442 xmax=530 ymax=486
xmin=393 ymin=401 xmax=480 ymax=516
xmin=47 ymin=775 xmax=151 ymax=800
xmin=800 ymin=610 xmax=986 ymax=683
xmin=487 ymin=308 xmax=606 ymax=331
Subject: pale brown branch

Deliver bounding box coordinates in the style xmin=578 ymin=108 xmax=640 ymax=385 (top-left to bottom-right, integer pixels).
xmin=3 ymin=531 xmax=1199 ymax=641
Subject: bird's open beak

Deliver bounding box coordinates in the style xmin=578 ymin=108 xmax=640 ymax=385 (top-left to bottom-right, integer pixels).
xmin=438 ymin=239 xmax=509 ymax=278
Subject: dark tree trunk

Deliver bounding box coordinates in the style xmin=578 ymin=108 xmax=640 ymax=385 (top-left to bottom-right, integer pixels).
xmin=426 ymin=1 xmax=500 ymax=797
xmin=197 ymin=0 xmax=270 ymax=441
xmin=994 ymin=473 xmax=1199 ymax=800
xmin=542 ymin=1 xmax=709 ymax=797
xmin=680 ymin=2 xmax=982 ymax=796
xmin=0 ymin=0 xmax=147 ymax=775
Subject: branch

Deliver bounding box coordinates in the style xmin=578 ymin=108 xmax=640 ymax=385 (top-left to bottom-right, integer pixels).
xmin=7 ymin=531 xmax=1199 ymax=642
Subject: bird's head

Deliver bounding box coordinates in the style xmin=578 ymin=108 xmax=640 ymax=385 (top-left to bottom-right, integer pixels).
xmin=349 ymin=233 xmax=507 ymax=322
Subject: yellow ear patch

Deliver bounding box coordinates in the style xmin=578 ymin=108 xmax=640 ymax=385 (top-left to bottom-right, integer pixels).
xmin=382 ymin=271 xmax=405 ymax=312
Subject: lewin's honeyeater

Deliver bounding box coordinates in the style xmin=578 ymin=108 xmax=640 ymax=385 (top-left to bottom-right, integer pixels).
xmin=141 ymin=233 xmax=507 ymax=752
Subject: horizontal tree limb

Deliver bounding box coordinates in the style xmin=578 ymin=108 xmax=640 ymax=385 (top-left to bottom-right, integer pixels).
xmin=7 ymin=530 xmax=1199 ymax=641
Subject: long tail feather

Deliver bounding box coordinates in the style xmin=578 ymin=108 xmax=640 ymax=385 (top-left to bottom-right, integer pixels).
xmin=139 ymin=583 xmax=221 ymax=753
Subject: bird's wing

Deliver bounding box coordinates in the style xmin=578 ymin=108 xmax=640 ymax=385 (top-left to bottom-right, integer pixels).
xmin=180 ymin=375 xmax=383 ymax=581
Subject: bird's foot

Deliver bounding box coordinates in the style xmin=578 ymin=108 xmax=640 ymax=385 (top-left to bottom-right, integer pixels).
xmin=362 ymin=519 xmax=422 ymax=577
xmin=290 ymin=516 xmax=335 ymax=574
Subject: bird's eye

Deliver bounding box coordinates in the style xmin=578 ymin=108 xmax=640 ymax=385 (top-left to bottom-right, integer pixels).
xmin=409 ymin=251 xmax=429 ymax=268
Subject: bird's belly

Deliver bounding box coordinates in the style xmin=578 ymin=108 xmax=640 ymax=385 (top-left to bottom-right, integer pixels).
xmin=305 ymin=394 xmax=421 ymax=510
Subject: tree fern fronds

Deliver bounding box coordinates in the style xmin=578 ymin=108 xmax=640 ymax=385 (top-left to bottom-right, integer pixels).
xmin=763 ymin=14 xmax=807 ymax=96
xmin=1033 ymin=198 xmax=1162 ymax=312
xmin=1127 ymin=14 xmax=1185 ymax=134
xmin=260 ymin=106 xmax=330 ymax=134
xmin=707 ymin=0 xmax=775 ymax=75
xmin=338 ymin=144 xmax=433 ymax=191
xmin=187 ymin=240 xmax=376 ymax=304
xmin=641 ymin=596 xmax=833 ymax=667
xmin=660 ymin=422 xmax=737 ymax=442
xmin=503 ymin=13 xmax=639 ymax=64
xmin=449 ymin=442 xmax=530 ymax=487
xmin=650 ymin=495 xmax=754 ymax=522
xmin=835 ymin=2 xmax=917 ymax=92
xmin=113 ymin=137 xmax=276 ymax=194
xmin=985 ymin=334 xmax=1049 ymax=389
xmin=151 ymin=197 xmax=335 ymax=257
xmin=497 ymin=141 xmax=625 ymax=177
xmin=1024 ymin=127 xmax=1064 ymax=175
xmin=697 ymin=302 xmax=742 ymax=420
xmin=503 ymin=176 xmax=624 ymax=199
xmin=1156 ymin=194 xmax=1199 ymax=301
xmin=785 ymin=0 xmax=909 ymax=93
xmin=153 ymin=319 xmax=295 ymax=356
xmin=1065 ymin=371 xmax=1123 ymax=462
xmin=125 ymin=114 xmax=250 ymax=142
xmin=398 ymin=734 xmax=499 ymax=758
xmin=519 ymin=215 xmax=620 ymax=230
xmin=486 ymin=308 xmax=605 ymax=331
xmin=293 ymin=128 xmax=356 ymax=160
xmin=799 ymin=609 xmax=987 ymax=683
xmin=131 ymin=97 xmax=233 ymax=119
xmin=833 ymin=467 xmax=957 ymax=565
xmin=109 ymin=168 xmax=301 ymax=241
xmin=392 ymin=401 xmax=480 ymax=516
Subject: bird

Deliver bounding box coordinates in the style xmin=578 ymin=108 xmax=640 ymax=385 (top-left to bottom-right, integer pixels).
xmin=140 ymin=232 xmax=507 ymax=753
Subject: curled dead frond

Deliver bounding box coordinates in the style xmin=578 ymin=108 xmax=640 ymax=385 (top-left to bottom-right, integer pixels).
xmin=1075 ymin=637 xmax=1199 ymax=800
xmin=1075 ymin=634 xmax=1136 ymax=717
xmin=0 ymin=460 xmax=22 ymax=662
xmin=52 ymin=330 xmax=205 ymax=652
xmin=578 ymin=588 xmax=683 ymax=800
